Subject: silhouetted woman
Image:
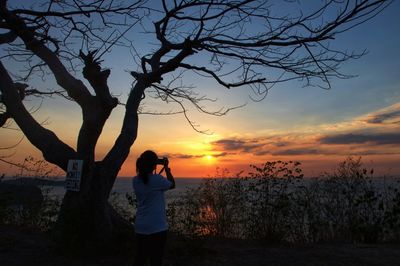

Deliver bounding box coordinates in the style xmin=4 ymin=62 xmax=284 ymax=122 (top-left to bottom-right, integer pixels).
xmin=133 ymin=150 xmax=175 ymax=266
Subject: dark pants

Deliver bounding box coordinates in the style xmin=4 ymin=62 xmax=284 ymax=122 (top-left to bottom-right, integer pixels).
xmin=134 ymin=230 xmax=167 ymax=266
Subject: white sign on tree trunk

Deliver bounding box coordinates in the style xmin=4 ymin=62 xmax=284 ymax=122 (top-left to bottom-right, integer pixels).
xmin=66 ymin=160 xmax=83 ymax=191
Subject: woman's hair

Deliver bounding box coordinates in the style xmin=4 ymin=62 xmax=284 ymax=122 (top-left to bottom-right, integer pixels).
xmin=136 ymin=150 xmax=158 ymax=184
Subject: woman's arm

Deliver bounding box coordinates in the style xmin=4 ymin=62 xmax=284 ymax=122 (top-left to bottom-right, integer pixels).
xmin=165 ymin=167 xmax=175 ymax=189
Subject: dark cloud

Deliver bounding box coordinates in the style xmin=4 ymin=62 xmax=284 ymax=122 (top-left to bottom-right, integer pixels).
xmin=273 ymin=142 xmax=289 ymax=147
xmin=169 ymin=152 xmax=230 ymax=159
xmin=212 ymin=138 xmax=264 ymax=152
xmin=366 ymin=110 xmax=400 ymax=124
xmin=169 ymin=153 xmax=204 ymax=159
xmin=346 ymin=150 xmax=400 ymax=156
xmin=254 ymin=150 xmax=270 ymax=156
xmin=213 ymin=152 xmax=229 ymax=157
xmin=212 ymin=138 xmax=297 ymax=156
xmin=319 ymin=133 xmax=400 ymax=145
xmin=272 ymin=148 xmax=320 ymax=156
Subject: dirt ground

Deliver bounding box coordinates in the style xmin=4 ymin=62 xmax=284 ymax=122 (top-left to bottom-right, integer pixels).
xmin=1 ymin=226 xmax=400 ymax=266
xmin=175 ymin=238 xmax=400 ymax=266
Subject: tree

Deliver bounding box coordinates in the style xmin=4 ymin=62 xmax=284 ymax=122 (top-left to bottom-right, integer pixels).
xmin=0 ymin=0 xmax=392 ymax=248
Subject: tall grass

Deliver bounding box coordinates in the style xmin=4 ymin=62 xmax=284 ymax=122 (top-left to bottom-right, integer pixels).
xmin=0 ymin=157 xmax=61 ymax=231
xmin=167 ymin=157 xmax=400 ymax=243
xmin=2 ymin=156 xmax=399 ymax=243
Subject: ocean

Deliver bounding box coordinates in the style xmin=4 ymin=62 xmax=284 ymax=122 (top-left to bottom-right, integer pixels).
xmin=10 ymin=175 xmax=400 ymax=202
xmin=44 ymin=177 xmax=204 ymax=200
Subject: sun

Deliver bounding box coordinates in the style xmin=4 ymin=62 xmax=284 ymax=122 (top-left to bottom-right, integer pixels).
xmin=203 ymin=154 xmax=216 ymax=164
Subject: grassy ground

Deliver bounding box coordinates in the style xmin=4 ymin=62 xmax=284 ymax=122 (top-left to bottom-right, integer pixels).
xmin=1 ymin=226 xmax=400 ymax=266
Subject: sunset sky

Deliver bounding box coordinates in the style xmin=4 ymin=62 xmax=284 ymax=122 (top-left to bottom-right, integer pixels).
xmin=1 ymin=1 xmax=400 ymax=178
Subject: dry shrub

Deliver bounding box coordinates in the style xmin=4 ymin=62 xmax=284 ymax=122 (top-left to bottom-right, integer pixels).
xmin=167 ymin=158 xmax=400 ymax=243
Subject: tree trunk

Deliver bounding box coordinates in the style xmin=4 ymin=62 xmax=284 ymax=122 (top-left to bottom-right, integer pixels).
xmin=54 ymin=167 xmax=133 ymax=253
xmin=52 ymin=76 xmax=147 ymax=253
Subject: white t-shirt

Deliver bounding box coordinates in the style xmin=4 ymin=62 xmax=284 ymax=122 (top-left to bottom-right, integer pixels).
xmin=132 ymin=174 xmax=172 ymax=234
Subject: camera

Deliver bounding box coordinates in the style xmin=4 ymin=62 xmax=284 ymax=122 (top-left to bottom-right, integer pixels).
xmin=157 ymin=157 xmax=168 ymax=165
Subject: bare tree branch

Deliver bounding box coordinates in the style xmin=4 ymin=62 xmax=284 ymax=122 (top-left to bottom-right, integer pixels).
xmin=0 ymin=30 xmax=17 ymax=44
xmin=0 ymin=61 xmax=76 ymax=171
xmin=0 ymin=135 xmax=24 ymax=150
xmin=0 ymin=0 xmax=392 ymax=245
xmin=141 ymin=0 xmax=391 ymax=95
xmin=0 ymin=1 xmax=92 ymax=106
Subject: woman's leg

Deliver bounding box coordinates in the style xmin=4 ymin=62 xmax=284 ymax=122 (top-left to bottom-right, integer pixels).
xmin=149 ymin=231 xmax=167 ymax=266
xmin=135 ymin=233 xmax=150 ymax=266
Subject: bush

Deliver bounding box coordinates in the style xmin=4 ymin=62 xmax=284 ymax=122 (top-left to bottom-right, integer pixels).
xmin=166 ymin=157 xmax=400 ymax=244
xmin=0 ymin=157 xmax=61 ymax=231
xmin=8 ymin=156 xmax=394 ymax=244
xmin=167 ymin=168 xmax=247 ymax=238
xmin=0 ymin=186 xmax=60 ymax=231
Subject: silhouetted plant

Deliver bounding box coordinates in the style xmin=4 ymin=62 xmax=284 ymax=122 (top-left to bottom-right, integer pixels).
xmin=382 ymin=182 xmax=400 ymax=241
xmin=164 ymin=157 xmax=400 ymax=244
xmin=7 ymin=156 xmax=395 ymax=243
xmin=312 ymin=157 xmax=384 ymax=242
xmin=242 ymin=161 xmax=303 ymax=242
xmin=167 ymin=186 xmax=204 ymax=238
xmin=0 ymin=156 xmax=61 ymax=231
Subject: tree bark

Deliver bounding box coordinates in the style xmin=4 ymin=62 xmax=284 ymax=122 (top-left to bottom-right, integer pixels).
xmin=54 ymin=169 xmax=133 ymax=252
xmin=54 ymin=77 xmax=147 ymax=251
